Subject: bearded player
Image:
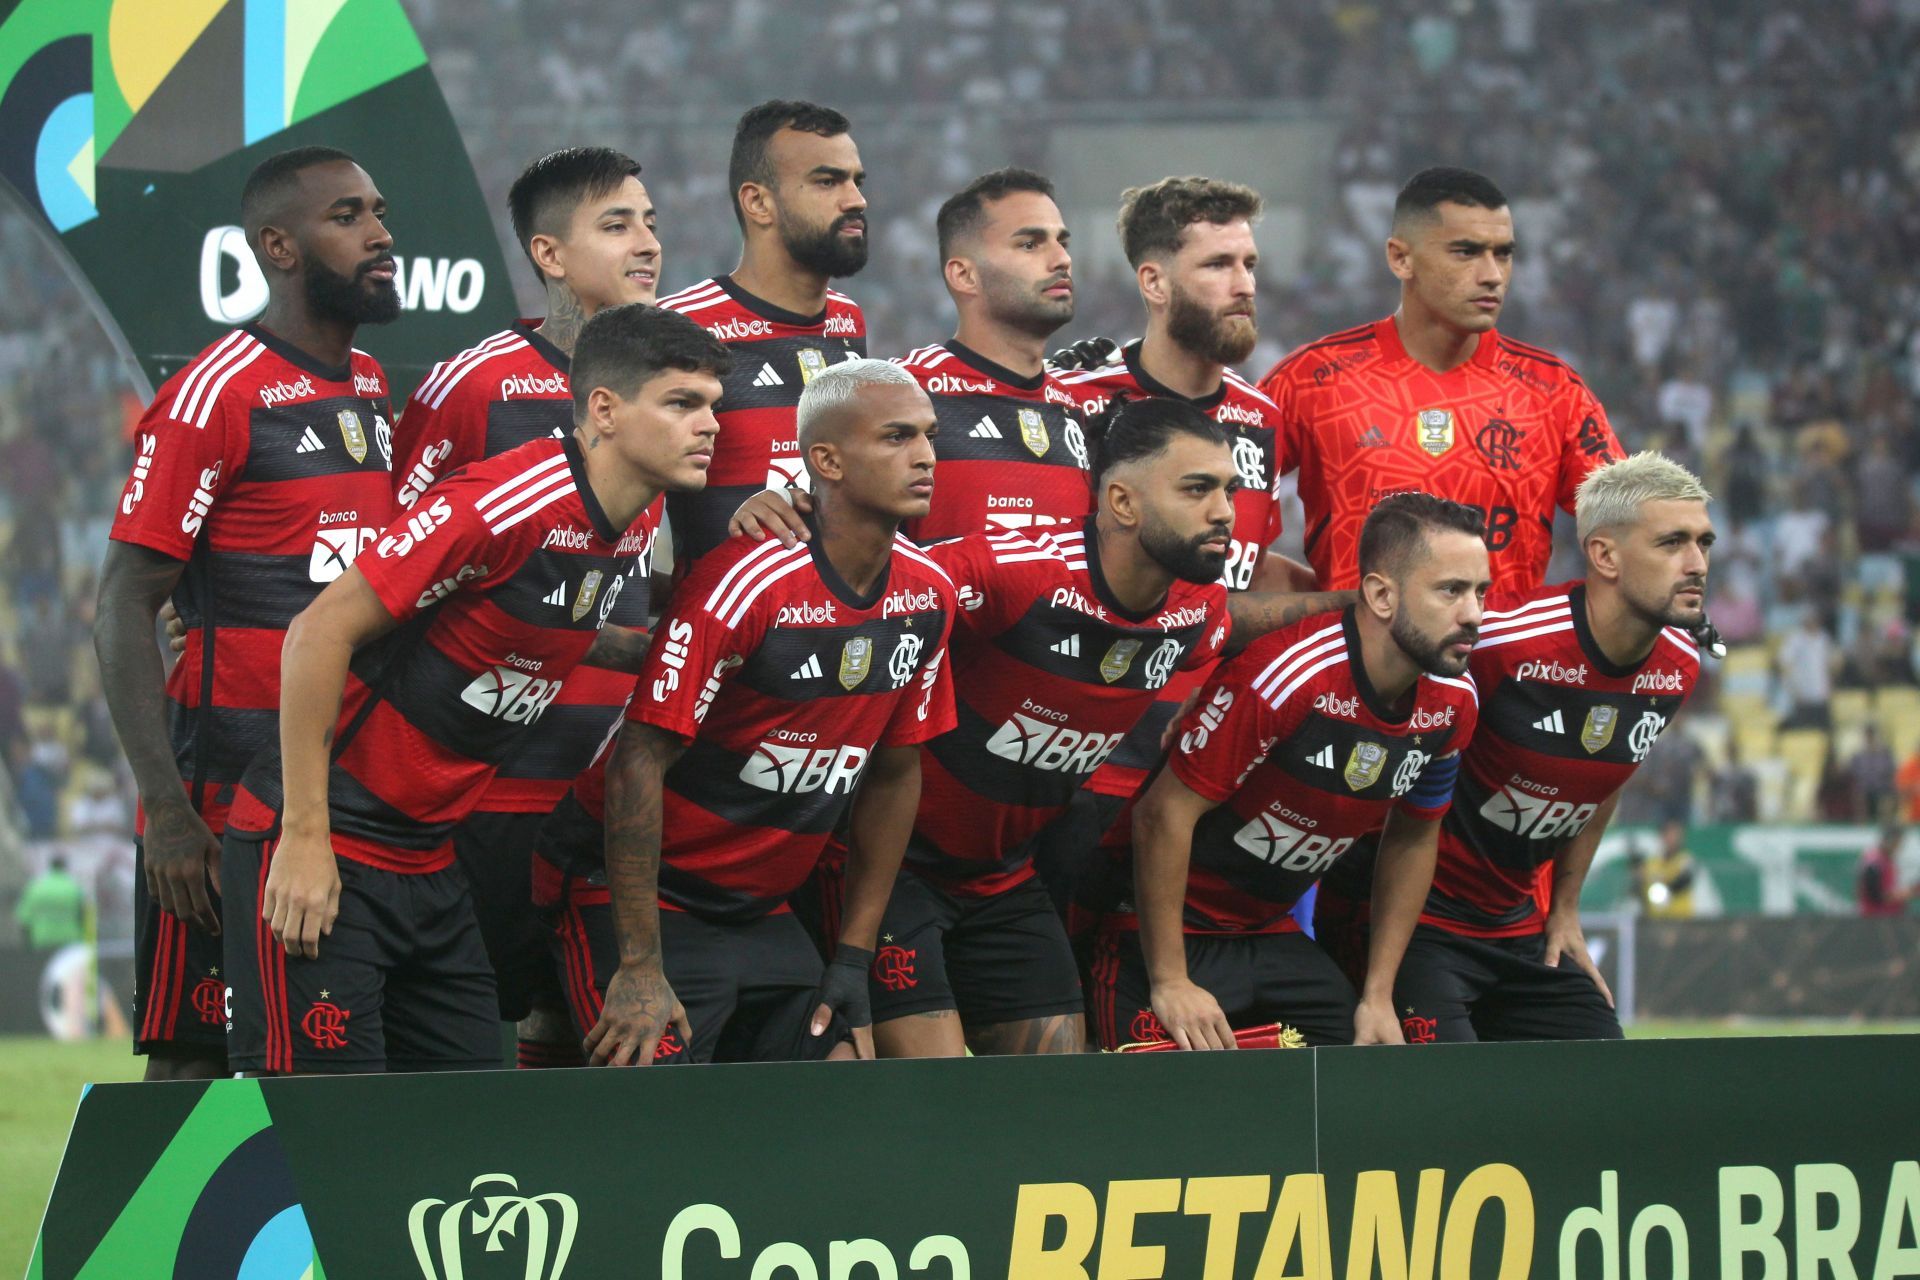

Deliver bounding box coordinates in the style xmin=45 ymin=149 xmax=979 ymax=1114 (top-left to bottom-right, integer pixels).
xmin=1393 ymin=453 xmax=1711 ymax=1043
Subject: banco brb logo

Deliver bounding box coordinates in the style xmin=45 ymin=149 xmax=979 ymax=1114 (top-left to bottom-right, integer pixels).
xmin=410 ymin=1173 xmax=577 ymax=1279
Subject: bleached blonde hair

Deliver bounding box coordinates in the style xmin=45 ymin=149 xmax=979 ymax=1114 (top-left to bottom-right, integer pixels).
xmin=1575 ymin=451 xmax=1712 ymax=544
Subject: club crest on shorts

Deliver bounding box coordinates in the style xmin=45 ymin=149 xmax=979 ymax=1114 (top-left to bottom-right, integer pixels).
xmin=797 ymin=349 xmax=828 ymax=386
xmin=1414 ymin=408 xmax=1454 ymax=457
xmin=1580 ymin=705 xmax=1619 ymax=754
xmin=838 ymin=635 xmax=873 ymax=690
xmin=1100 ymin=638 xmax=1142 ymax=684
xmin=1344 ymin=741 xmax=1388 ymax=791
xmin=572 ymin=569 xmax=603 ymax=623
xmin=1017 ymin=407 xmax=1049 ymax=457
xmin=338 ymin=409 xmax=368 ymax=463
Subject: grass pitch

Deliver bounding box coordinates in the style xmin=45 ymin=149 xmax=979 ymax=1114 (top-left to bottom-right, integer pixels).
xmin=5 ymin=1022 xmax=1917 ymax=1273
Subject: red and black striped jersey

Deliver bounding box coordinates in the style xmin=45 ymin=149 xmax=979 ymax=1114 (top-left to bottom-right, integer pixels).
xmin=226 ymin=436 xmax=657 ymax=872
xmin=627 ymin=530 xmax=958 ymax=922
xmin=108 ymin=326 xmax=394 ymax=834
xmin=1053 ymin=341 xmax=1286 ymax=805
xmin=657 ymin=276 xmax=866 ymax=566
xmin=894 ymin=341 xmax=1092 ymax=542
xmin=1428 ymin=581 xmax=1699 ymax=937
xmin=1154 ymin=607 xmax=1479 ymax=934
xmin=910 ymin=519 xmax=1231 ymax=898
xmin=1261 ymin=317 xmax=1623 ymax=594
xmin=391 ymin=321 xmax=655 ymax=812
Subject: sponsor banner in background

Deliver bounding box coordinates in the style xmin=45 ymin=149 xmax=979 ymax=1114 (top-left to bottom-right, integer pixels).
xmin=0 ymin=0 xmax=512 ymax=400
xmin=30 ymin=1037 xmax=1920 ymax=1278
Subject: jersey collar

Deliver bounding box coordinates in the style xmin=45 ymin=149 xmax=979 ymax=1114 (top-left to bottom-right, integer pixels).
xmin=1375 ymin=315 xmax=1502 ymax=372
xmin=516 ymin=319 xmax=572 ymax=373
xmin=716 ymin=274 xmax=830 ymax=329
xmin=561 ymin=434 xmax=622 ymax=543
xmin=1122 ymin=339 xmax=1228 ymax=412
xmin=1567 ymin=583 xmax=1653 ymax=679
xmin=1343 ymin=606 xmax=1414 ymax=726
xmin=803 ymin=512 xmax=891 ymax=610
xmin=943 ymin=339 xmax=1046 ymax=393
xmin=243 ymin=324 xmax=352 ymax=384
xmin=1080 ymin=514 xmax=1163 ymax=624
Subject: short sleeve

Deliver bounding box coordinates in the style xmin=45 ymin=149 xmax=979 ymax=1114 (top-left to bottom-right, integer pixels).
xmin=390 ymin=376 xmax=484 ymax=510
xmin=356 ymin=488 xmax=503 ymax=622
xmin=628 ymin=556 xmax=760 ymax=742
xmin=1167 ymin=656 xmax=1285 ymax=804
xmin=880 ymin=609 xmax=958 ymax=746
xmin=1556 ymin=382 xmax=1624 ymax=512
xmin=925 ymin=533 xmax=1047 ymax=637
xmin=108 ymin=394 xmax=247 ymax=560
xmin=1262 ymin=366 xmax=1303 ymax=477
xmin=1395 ymin=751 xmax=1461 ymax=820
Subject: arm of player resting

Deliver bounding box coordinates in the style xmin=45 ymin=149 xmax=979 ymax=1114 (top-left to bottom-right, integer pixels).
xmin=588 ymin=719 xmax=693 ymax=1066
xmin=1542 ymin=788 xmax=1621 ymax=1006
xmin=1356 ymin=804 xmax=1446 ymax=1045
xmin=94 ymin=542 xmax=224 ymax=933
xmin=1132 ymin=768 xmax=1237 ymax=1050
xmin=268 ymin=567 xmax=404 ymax=958
xmin=582 ymin=625 xmax=651 ymax=673
xmin=811 ymin=743 xmax=921 ymax=1058
xmin=1247 ymin=551 xmax=1319 ymax=594
xmin=1223 ymin=589 xmax=1355 ymax=653
xmin=727 ymin=486 xmax=815 ymax=547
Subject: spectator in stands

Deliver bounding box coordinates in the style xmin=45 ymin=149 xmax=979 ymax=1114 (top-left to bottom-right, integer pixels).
xmin=6 ymin=737 xmax=58 ymax=840
xmin=1857 ymin=826 xmax=1911 ymax=917
xmin=1636 ymin=821 xmax=1698 ymax=920
xmin=1898 ymin=742 xmax=1920 ymax=824
xmin=1848 ymin=725 xmax=1898 ymax=823
xmin=1710 ymin=741 xmax=1760 ymax=824
xmin=14 ymin=853 xmax=86 ymax=951
xmin=62 ymin=768 xmax=126 ymax=839
xmin=1721 ymin=424 xmax=1771 ymax=528
xmin=1777 ymin=608 xmax=1837 ymax=730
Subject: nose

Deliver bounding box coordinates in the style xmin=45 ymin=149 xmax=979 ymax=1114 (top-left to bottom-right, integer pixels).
xmin=1232 ymin=263 xmax=1257 ymax=297
xmin=635 ymin=221 xmax=661 ymax=258
xmin=1682 ymin=541 xmax=1709 ymax=578
xmin=1206 ymin=486 xmax=1235 ymax=529
xmin=842 ymin=184 xmax=866 ymax=215
xmin=1477 ymin=251 xmax=1506 ymax=288
xmin=368 ymin=215 xmax=394 ymax=252
xmin=1049 ymin=239 xmax=1072 ymax=275
xmin=696 ymin=409 xmax=721 ymax=441
xmin=910 ymin=431 xmax=936 ymax=469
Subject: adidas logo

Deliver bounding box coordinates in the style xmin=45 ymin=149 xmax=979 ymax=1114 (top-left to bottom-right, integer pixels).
xmin=752 ymin=363 xmax=784 ymax=388
xmin=1049 ymin=635 xmax=1080 ymax=657
xmin=296 ymin=427 xmax=325 ymax=454
xmin=792 ymin=654 xmax=823 ymax=680
xmin=543 ymin=584 xmax=568 ymax=607
xmin=1533 ymin=710 xmax=1566 ymax=734
xmin=1307 ymin=745 xmax=1336 ymax=769
xmin=1357 ymin=425 xmax=1388 ymax=448
xmin=970 ymin=416 xmax=1002 ymax=439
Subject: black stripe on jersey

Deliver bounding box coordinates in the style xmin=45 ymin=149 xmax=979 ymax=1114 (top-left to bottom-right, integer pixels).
xmin=168 ymin=703 xmax=275 ymax=787
xmin=1494 ymin=339 xmax=1587 ymax=386
xmin=494 ymin=702 xmax=624 ymax=781
xmin=1103 ymin=699 xmax=1181 ymax=775
xmin=657 ymin=865 xmax=786 ymax=924
xmin=485 ymin=399 xmax=570 ymax=458
xmin=928 ymin=395 xmax=1085 ymax=468
xmin=714 ymin=336 xmax=867 ymax=413
xmin=1481 ymin=677 xmax=1679 ymax=768
xmin=487 ymin=549 xmax=646 ymax=631
xmin=242 ymin=396 xmax=397 ymax=484
xmin=904 ymin=827 xmax=1031 ymax=885
xmin=188 ymin=553 xmax=327 ymax=630
xmin=1302 ymin=515 xmax=1331 ymax=558
xmin=377 ymin=641 xmax=567 ymax=768
xmin=228 ymin=749 xmax=443 ymax=850
xmin=995 ymin=603 xmax=1208 ymax=693
xmin=1423 ymin=881 xmax=1538 ymax=931
xmin=923 ymin=698 xmax=1110 ymax=813
xmin=1272 ymin=713 xmax=1465 ymax=803
xmin=736 ymin=613 xmax=949 ymax=700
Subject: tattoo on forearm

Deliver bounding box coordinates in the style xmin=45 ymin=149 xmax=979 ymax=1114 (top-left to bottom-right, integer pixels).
xmin=1228 ymin=590 xmax=1356 ymax=644
xmin=585 ymin=626 xmax=653 ymax=674
xmin=604 ymin=730 xmax=677 ymax=965
xmin=969 ymin=1014 xmax=1085 ymax=1056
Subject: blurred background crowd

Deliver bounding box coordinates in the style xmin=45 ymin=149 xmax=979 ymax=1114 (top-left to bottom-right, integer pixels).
xmin=2 ymin=0 xmax=1917 ymax=938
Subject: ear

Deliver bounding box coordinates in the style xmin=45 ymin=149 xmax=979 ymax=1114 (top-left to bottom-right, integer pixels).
xmin=1385 ymin=233 xmax=1415 ymax=283
xmin=1136 ymin=259 xmax=1167 ymax=309
xmin=943 ymin=254 xmax=978 ymax=300
xmin=807 ymin=440 xmax=842 ymax=485
xmin=528 ymin=232 xmax=567 ymax=284
xmin=584 ymin=386 xmax=620 ymax=440
xmin=1103 ymin=474 xmax=1141 ymax=532
xmin=737 ymin=181 xmax=777 ymax=232
xmin=1360 ymin=569 xmax=1397 ymax=620
xmin=1585 ymin=532 xmax=1623 ymax=584
xmin=256 ymin=224 xmax=299 ymax=276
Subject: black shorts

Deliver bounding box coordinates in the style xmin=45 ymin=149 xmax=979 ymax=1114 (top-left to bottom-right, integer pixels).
xmin=132 ymin=837 xmax=228 ymax=1060
xmin=1028 ymin=788 xmax=1128 ymax=941
xmin=220 ymin=832 xmax=500 ymax=1074
xmin=1394 ymin=925 xmax=1623 ymax=1044
xmin=1088 ymin=926 xmax=1357 ymax=1049
xmin=537 ymin=857 xmax=848 ymax=1064
xmin=1311 ymin=879 xmax=1371 ymax=988
xmin=453 ymin=808 xmax=562 ymax=1022
xmin=870 ymin=871 xmax=1083 ymax=1026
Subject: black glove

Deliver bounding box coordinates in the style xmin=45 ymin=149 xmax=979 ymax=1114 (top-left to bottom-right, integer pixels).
xmin=814 ymin=943 xmax=875 ymax=1029
xmin=1046 ymin=336 xmax=1118 ymax=373
xmin=1689 ymin=612 xmax=1727 ymax=660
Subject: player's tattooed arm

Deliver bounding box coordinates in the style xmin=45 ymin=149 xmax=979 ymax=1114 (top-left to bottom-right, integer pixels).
xmin=1247 ymin=551 xmax=1319 ymax=594
xmin=1542 ymin=789 xmax=1621 ymax=1006
xmin=590 ymin=720 xmax=692 ymax=1066
xmin=94 ymin=542 xmax=223 ymax=933
xmin=1223 ymin=589 xmax=1356 ymax=653
xmin=582 ymin=624 xmax=652 ymax=673
xmin=969 ymin=1014 xmax=1085 ymax=1056
xmin=1356 ymin=808 xmax=1443 ymax=1045
xmin=1132 ymin=768 xmax=1237 ymax=1051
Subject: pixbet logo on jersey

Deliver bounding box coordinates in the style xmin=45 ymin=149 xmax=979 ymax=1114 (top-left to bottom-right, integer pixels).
xmin=706 ymin=317 xmax=774 ymax=340
xmin=258 ymin=375 xmax=316 ymax=407
xmin=924 ymin=374 xmax=996 ymax=395
xmin=1232 ymin=812 xmax=1355 ymax=873
xmin=460 ymin=666 xmax=565 ymax=724
xmin=740 ymin=741 xmax=869 ymax=794
xmin=501 ymin=373 xmax=568 ymax=400
xmin=1517 ymin=659 xmax=1589 ymax=686
xmin=1632 ymin=669 xmax=1686 ymax=695
xmin=984 ymin=708 xmax=1125 ymax=774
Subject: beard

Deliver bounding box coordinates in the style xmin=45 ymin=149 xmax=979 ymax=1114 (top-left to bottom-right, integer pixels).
xmin=1141 ymin=512 xmax=1231 ymax=585
xmin=782 ymin=209 xmax=869 ymax=278
xmin=1166 ymin=284 xmax=1256 ymax=366
xmin=306 ymin=256 xmax=401 ymax=326
xmin=1390 ymin=609 xmax=1477 ymax=678
xmin=1629 ymin=577 xmax=1708 ymax=629
xmin=980 ymin=262 xmax=1073 ymax=339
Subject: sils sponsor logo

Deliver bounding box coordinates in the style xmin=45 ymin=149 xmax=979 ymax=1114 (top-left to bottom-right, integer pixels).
xmin=706 ymin=316 xmax=774 ymax=341
xmin=1516 ymin=659 xmax=1589 ymax=686
xmin=409 ymin=1174 xmax=578 ymax=1280
xmin=1478 ymin=786 xmax=1599 ymax=840
xmin=650 ymin=618 xmax=697 ymax=702
xmin=1632 ymin=668 xmax=1686 ymax=695
xmin=1216 ymin=400 xmax=1266 ymax=429
xmin=121 ymin=433 xmax=158 ymax=515
xmin=180 ymin=462 xmax=224 ymax=536
xmin=1232 ymin=812 xmax=1354 ymax=873
xmin=925 ymin=373 xmax=996 ymax=395
xmin=501 ymin=372 xmax=569 ymax=400
xmin=258 ymin=375 xmax=316 ymax=408
xmin=415 ymin=563 xmax=488 ymax=608
xmin=310 ymin=525 xmax=377 ymax=583
xmin=882 ymin=586 xmax=940 ymax=619
xmin=1180 ymin=686 xmax=1236 ymax=755
xmin=740 ymin=741 xmax=869 ymax=795
xmin=542 ymin=526 xmax=595 ymax=551
xmin=984 ymin=711 xmax=1125 ymax=775
xmin=1409 ymin=704 xmax=1457 ymax=731
xmin=693 ymin=655 xmax=744 ymax=724
xmin=823 ymin=312 xmax=859 ymax=337
xmin=354 ymin=371 xmax=384 ymax=397
xmin=776 ymin=601 xmax=839 ymax=626
xmin=397 ymin=440 xmax=455 ymax=509
xmin=377 ymin=496 xmax=454 ymax=559
xmin=459 ymin=665 xmax=565 ymax=724
xmin=1313 ymin=691 xmax=1359 ymax=719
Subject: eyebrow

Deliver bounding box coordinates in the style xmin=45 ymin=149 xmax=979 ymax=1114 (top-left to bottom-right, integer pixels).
xmin=1448 ymin=238 xmax=1516 ymax=252
xmin=1009 ymin=225 xmax=1065 ymax=239
xmin=597 ymin=205 xmax=639 ymax=219
xmin=326 ymin=196 xmax=369 ymax=213
xmin=809 ymin=165 xmax=861 ymax=182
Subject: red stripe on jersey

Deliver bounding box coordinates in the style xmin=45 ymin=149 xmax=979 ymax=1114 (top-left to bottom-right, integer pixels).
xmin=391 ymin=321 xmax=569 ymax=511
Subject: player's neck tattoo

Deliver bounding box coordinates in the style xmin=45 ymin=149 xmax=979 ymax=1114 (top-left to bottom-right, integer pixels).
xmin=541 ymin=287 xmax=588 ymax=355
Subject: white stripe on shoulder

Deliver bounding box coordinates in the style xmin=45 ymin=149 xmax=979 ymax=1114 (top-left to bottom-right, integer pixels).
xmin=1427 ymin=673 xmax=1479 ymax=706
xmin=474 ymin=451 xmax=570 ymax=514
xmin=670 ymin=293 xmax=737 ymax=316
xmin=1662 ymin=627 xmax=1700 ymax=658
xmin=1478 ymin=604 xmax=1572 ymax=638
xmin=188 ymin=341 xmax=268 ymax=428
xmin=415 ymin=329 xmax=519 ymax=403
xmin=1481 ymin=593 xmax=1571 ymax=625
xmin=1251 ymin=622 xmax=1346 ymax=704
xmin=1264 ymin=651 xmax=1351 ymax=713
xmin=708 ymin=541 xmax=811 ymax=624
xmin=425 ymin=332 xmax=527 ymax=409
xmin=1054 ymin=362 xmax=1125 ymax=387
xmin=892 ymin=537 xmax=954 ymax=586
xmin=490 ymin=480 xmax=578 ymax=534
xmin=479 ymin=466 xmax=573 ymax=531
xmin=169 ymin=331 xmax=257 ymax=424
xmin=721 ymin=552 xmax=815 ymax=629
xmin=1472 ymin=620 xmax=1575 ymax=652
xmin=657 ymin=280 xmax=723 ymax=310
xmin=703 ymin=537 xmax=795 ymax=613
